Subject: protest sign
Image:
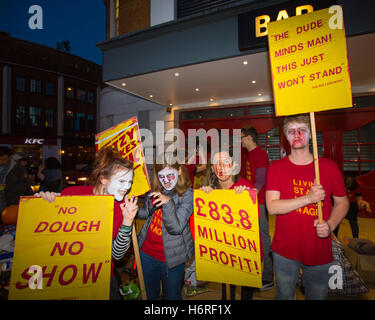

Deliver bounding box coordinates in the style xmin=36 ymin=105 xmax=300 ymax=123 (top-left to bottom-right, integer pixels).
xmin=95 ymin=116 xmax=150 ymax=197
xmin=268 ymin=6 xmax=352 ymax=116
xmin=194 ymin=189 xmax=262 ymax=288
xmin=9 ymin=195 xmax=114 ymax=300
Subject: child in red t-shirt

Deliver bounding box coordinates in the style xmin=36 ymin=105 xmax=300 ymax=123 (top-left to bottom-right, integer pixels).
xmin=200 ymin=149 xmax=263 ymax=300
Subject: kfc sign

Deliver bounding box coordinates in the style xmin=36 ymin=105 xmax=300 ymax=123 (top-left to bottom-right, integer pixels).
xmin=25 ymin=138 xmax=45 ymax=145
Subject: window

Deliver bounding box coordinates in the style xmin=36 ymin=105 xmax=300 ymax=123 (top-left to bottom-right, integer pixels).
xmin=343 ymin=121 xmax=375 ymax=174
xmin=16 ymin=77 xmax=26 ymax=91
xmin=46 ymin=82 xmax=54 ymax=96
xmin=65 ymin=110 xmax=75 ymax=131
xmin=77 ymin=89 xmax=86 ymax=102
xmin=66 ymin=87 xmax=74 ymax=99
xmin=29 ymin=106 xmax=42 ymax=127
xmin=258 ymin=127 xmax=281 ymax=162
xmin=75 ymin=112 xmax=86 ymax=131
xmin=45 ymin=108 xmax=54 ymax=128
xmin=30 ymin=79 xmax=42 ymax=93
xmin=15 ymin=106 xmax=26 ymax=128
xmin=88 ymin=114 xmax=95 ymax=131
xmin=87 ymin=91 xmax=94 ymax=104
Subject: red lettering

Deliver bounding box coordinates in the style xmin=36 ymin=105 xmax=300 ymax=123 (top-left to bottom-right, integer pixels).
xmin=83 ymin=262 xmax=103 ymax=284
xmin=34 ymin=221 xmax=48 ymax=233
xmin=58 ymin=264 xmax=77 ymax=286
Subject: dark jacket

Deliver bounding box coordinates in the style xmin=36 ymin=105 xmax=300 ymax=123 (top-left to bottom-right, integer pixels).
xmin=137 ymin=188 xmax=194 ymax=269
xmin=5 ymin=164 xmax=32 ymax=206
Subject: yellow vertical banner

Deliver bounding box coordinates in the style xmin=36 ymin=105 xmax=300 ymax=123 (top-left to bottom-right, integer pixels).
xmin=95 ymin=116 xmax=150 ymax=197
xmin=9 ymin=195 xmax=114 ymax=300
xmin=268 ymin=7 xmax=352 ymax=116
xmin=194 ymin=189 xmax=262 ymax=288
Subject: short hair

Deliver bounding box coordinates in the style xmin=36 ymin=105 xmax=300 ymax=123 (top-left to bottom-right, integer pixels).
xmin=0 ymin=146 xmax=12 ymax=157
xmin=283 ymin=114 xmax=311 ymax=136
xmin=241 ymin=126 xmax=258 ymax=144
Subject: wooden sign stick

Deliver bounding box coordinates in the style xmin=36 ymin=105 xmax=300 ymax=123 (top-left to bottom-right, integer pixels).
xmin=226 ymin=283 xmax=231 ymax=300
xmin=309 ymin=112 xmax=323 ymax=223
xmin=132 ymin=223 xmax=147 ymax=300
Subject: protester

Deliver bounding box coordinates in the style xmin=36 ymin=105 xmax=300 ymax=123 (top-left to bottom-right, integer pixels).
xmin=200 ymin=148 xmax=263 ymax=300
xmin=241 ymin=126 xmax=274 ymax=290
xmin=38 ymin=157 xmax=63 ymax=193
xmin=35 ymin=147 xmax=139 ymax=300
xmin=0 ymin=147 xmax=13 ymax=216
xmin=266 ymin=114 xmax=349 ymax=300
xmin=2 ymin=149 xmax=32 ymax=209
xmin=137 ymin=153 xmax=194 ymax=300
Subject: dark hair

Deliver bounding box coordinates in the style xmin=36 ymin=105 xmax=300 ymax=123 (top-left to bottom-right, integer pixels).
xmin=91 ymin=147 xmax=133 ymax=195
xmin=44 ymin=157 xmax=61 ymax=169
xmin=0 ymin=146 xmax=12 ymax=157
xmin=203 ymin=148 xmax=239 ymax=189
xmin=241 ymin=126 xmax=258 ymax=144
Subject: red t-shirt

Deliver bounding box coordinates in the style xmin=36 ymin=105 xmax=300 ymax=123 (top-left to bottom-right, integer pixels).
xmin=60 ymin=185 xmax=124 ymax=276
xmin=245 ymin=146 xmax=269 ymax=204
xmin=266 ymin=156 xmax=347 ymax=265
xmin=141 ymin=205 xmax=166 ymax=262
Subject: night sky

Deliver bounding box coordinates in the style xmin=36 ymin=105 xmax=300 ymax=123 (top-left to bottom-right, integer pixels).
xmin=0 ymin=0 xmax=105 ymax=65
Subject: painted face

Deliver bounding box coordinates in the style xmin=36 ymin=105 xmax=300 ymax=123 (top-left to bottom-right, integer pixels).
xmin=212 ymin=152 xmax=233 ymax=181
xmin=158 ymin=167 xmax=179 ymax=191
xmin=107 ymin=169 xmax=133 ymax=201
xmin=286 ymin=122 xmax=311 ymax=149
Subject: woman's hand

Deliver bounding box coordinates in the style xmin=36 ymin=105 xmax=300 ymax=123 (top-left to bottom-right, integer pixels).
xmin=200 ymin=186 xmax=213 ymax=194
xmin=34 ymin=191 xmax=60 ymax=202
xmin=150 ymin=192 xmax=170 ymax=208
xmin=120 ymin=195 xmax=138 ymax=226
xmin=234 ymin=185 xmax=249 ymax=194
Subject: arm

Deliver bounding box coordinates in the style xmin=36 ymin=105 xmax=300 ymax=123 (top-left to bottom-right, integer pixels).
xmin=254 ymin=167 xmax=267 ymax=191
xmin=314 ymin=194 xmax=349 ymax=238
xmin=112 ymin=195 xmax=138 ymax=260
xmin=162 ymin=188 xmax=194 ymax=235
xmin=266 ymin=184 xmax=325 ymax=215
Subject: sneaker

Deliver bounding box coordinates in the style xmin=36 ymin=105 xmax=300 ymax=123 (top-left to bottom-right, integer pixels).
xmin=259 ymin=281 xmax=274 ymax=291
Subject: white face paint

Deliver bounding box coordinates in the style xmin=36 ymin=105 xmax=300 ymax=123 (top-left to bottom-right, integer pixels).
xmin=158 ymin=167 xmax=179 ymax=191
xmin=107 ymin=169 xmax=133 ymax=201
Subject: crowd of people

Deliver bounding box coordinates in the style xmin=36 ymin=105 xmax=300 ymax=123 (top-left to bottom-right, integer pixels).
xmin=2 ymin=113 xmax=367 ymax=300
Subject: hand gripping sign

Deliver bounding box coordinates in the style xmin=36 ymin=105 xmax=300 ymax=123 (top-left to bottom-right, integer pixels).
xmin=194 ymin=189 xmax=262 ymax=288
xmin=9 ymin=195 xmax=114 ymax=300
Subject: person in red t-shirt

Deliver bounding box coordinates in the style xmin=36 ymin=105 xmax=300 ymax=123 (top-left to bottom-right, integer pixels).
xmin=241 ymin=126 xmax=274 ymax=290
xmin=200 ymin=148 xmax=263 ymax=300
xmin=137 ymin=153 xmax=194 ymax=300
xmin=35 ymin=147 xmax=139 ymax=300
xmin=266 ymin=114 xmax=349 ymax=300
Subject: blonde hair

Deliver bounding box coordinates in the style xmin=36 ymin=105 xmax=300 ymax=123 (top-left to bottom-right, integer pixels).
xmin=90 ymin=147 xmax=133 ymax=195
xmin=283 ymin=114 xmax=311 ymax=136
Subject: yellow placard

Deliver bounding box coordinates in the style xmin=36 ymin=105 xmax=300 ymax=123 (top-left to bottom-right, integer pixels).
xmin=95 ymin=116 xmax=150 ymax=197
xmin=268 ymin=7 xmax=352 ymax=116
xmin=9 ymin=196 xmax=114 ymax=300
xmin=194 ymin=189 xmax=262 ymax=288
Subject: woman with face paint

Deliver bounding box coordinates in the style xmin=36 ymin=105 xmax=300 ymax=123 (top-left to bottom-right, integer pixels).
xmin=35 ymin=147 xmax=138 ymax=300
xmin=200 ymin=149 xmax=263 ymax=300
xmin=136 ymin=154 xmax=194 ymax=300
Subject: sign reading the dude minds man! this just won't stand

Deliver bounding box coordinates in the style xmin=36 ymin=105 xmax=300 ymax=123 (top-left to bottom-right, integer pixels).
xmin=268 ymin=6 xmax=352 ymax=116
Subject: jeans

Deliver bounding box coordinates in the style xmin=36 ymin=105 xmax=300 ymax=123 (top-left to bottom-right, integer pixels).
xmin=259 ymin=204 xmax=274 ymax=282
xmin=140 ymin=250 xmax=185 ymax=300
xmin=273 ymin=252 xmax=331 ymax=300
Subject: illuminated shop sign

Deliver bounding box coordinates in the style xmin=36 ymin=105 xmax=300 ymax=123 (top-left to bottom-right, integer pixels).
xmin=238 ymin=0 xmax=337 ymax=51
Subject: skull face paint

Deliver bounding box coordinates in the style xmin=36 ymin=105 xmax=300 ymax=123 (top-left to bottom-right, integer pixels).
xmin=286 ymin=123 xmax=311 ymax=149
xmin=107 ymin=169 xmax=133 ymax=201
xmin=158 ymin=167 xmax=179 ymax=191
xmin=212 ymin=151 xmax=233 ymax=181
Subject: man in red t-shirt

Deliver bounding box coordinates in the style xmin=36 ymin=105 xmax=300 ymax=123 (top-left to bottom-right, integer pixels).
xmin=266 ymin=114 xmax=349 ymax=300
xmin=241 ymin=126 xmax=273 ymax=290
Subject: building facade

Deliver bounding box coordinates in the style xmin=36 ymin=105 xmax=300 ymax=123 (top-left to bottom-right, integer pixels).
xmin=99 ymin=0 xmax=375 ymax=215
xmin=0 ymin=31 xmax=102 ymax=172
